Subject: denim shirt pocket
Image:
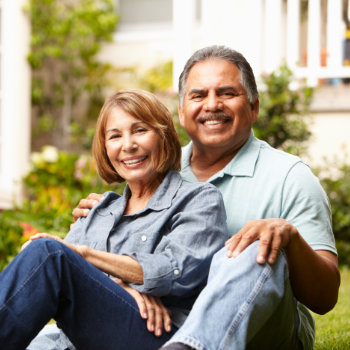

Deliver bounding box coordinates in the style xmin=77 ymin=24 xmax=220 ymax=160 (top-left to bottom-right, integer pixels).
xmin=128 ymin=231 xmax=160 ymax=253
xmin=83 ymin=208 xmax=116 ymax=249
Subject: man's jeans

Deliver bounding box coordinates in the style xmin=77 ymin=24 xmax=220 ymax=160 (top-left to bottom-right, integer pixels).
xmin=167 ymin=241 xmax=307 ymax=350
xmin=0 ymin=239 xmax=175 ymax=350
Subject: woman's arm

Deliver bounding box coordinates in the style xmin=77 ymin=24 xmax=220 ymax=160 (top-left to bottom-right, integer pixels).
xmin=28 ymin=232 xmax=144 ymax=284
xmin=81 ymin=246 xmax=143 ymax=284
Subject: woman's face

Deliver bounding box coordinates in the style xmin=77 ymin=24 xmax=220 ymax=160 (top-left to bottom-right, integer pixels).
xmin=105 ymin=106 xmax=160 ymax=188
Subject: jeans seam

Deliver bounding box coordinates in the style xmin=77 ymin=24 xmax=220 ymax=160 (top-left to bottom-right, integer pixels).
xmin=0 ymin=250 xmax=61 ymax=314
xmin=220 ymin=264 xmax=273 ymax=349
xmin=64 ymin=253 xmax=140 ymax=314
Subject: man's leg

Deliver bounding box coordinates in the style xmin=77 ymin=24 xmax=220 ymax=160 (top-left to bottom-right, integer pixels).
xmin=0 ymin=238 xmax=175 ymax=350
xmin=162 ymin=241 xmax=305 ymax=350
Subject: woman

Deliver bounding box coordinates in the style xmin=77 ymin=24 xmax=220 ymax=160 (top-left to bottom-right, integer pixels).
xmin=0 ymin=90 xmax=228 ymax=350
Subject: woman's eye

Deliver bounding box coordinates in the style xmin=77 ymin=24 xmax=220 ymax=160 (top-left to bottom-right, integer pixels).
xmin=109 ymin=134 xmax=121 ymax=139
xmin=135 ymin=128 xmax=147 ymax=133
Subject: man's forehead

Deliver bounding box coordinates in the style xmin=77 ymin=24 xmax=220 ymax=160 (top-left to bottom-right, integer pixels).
xmin=185 ymin=61 xmax=242 ymax=94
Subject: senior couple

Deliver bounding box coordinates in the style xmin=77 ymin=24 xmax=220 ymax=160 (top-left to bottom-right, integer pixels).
xmin=0 ymin=46 xmax=339 ymax=350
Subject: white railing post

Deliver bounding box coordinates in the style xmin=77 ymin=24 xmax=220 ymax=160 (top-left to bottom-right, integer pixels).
xmin=286 ymin=0 xmax=300 ymax=70
xmin=327 ymin=0 xmax=343 ymax=68
xmin=263 ymin=0 xmax=283 ymax=73
xmin=172 ymin=0 xmax=196 ymax=91
xmin=307 ymin=0 xmax=321 ymax=85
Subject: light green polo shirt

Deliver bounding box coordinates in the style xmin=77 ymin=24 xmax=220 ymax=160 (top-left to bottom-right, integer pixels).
xmin=180 ymin=131 xmax=337 ymax=349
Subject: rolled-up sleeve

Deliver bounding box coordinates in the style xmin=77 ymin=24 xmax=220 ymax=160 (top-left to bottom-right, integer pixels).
xmin=128 ymin=184 xmax=229 ymax=296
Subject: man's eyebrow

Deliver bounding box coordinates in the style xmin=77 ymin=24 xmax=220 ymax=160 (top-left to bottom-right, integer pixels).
xmin=188 ymin=88 xmax=206 ymax=95
xmin=217 ymin=86 xmax=240 ymax=92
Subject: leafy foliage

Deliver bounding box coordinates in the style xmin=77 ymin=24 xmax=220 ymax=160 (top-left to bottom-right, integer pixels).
xmin=254 ymin=65 xmax=314 ymax=155
xmin=318 ymin=159 xmax=350 ymax=266
xmin=0 ymin=212 xmax=26 ymax=271
xmin=25 ymin=0 xmax=118 ymax=151
xmin=0 ymin=146 xmax=125 ymax=270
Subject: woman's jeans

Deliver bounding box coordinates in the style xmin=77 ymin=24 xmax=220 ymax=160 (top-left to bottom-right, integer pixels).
xmin=0 ymin=239 xmax=175 ymax=350
xmin=168 ymin=241 xmax=306 ymax=350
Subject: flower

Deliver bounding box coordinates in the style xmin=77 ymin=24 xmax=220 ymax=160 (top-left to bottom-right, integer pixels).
xmin=19 ymin=222 xmax=40 ymax=240
xmin=42 ymin=146 xmax=59 ymax=163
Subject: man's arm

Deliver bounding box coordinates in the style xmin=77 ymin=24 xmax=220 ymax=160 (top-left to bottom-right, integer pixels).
xmin=225 ymin=218 xmax=340 ymax=314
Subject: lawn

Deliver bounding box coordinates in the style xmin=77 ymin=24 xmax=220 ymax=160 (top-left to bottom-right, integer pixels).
xmin=313 ymin=267 xmax=350 ymax=350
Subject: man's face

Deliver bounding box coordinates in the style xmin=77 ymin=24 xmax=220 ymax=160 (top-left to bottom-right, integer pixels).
xmin=179 ymin=58 xmax=259 ymax=155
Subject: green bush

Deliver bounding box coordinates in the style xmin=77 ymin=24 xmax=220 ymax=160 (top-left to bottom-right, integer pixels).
xmin=0 ymin=146 xmax=125 ymax=269
xmin=319 ymin=159 xmax=350 ymax=266
xmin=0 ymin=212 xmax=25 ymax=271
xmin=254 ymin=65 xmax=313 ymax=155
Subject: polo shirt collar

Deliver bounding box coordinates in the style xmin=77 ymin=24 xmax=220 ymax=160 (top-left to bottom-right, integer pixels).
xmin=181 ymin=130 xmax=260 ymax=181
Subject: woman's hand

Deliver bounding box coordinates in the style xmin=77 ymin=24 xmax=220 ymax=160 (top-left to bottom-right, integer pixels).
xmin=225 ymin=218 xmax=298 ymax=264
xmin=22 ymin=232 xmax=87 ymax=257
xmin=112 ymin=278 xmax=172 ymax=337
xmin=72 ymin=193 xmax=104 ymax=222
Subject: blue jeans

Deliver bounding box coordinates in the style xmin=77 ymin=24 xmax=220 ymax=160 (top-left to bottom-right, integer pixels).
xmin=167 ymin=242 xmax=307 ymax=350
xmin=0 ymin=239 xmax=176 ymax=350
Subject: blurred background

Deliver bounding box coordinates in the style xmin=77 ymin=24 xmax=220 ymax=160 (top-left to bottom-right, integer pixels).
xmin=1 ymin=0 xmax=350 ymax=266
xmin=1 ymin=1 xmax=350 ymax=347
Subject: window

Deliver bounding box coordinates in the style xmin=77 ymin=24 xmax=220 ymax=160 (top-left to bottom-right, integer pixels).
xmin=116 ymin=0 xmax=201 ymax=31
xmin=119 ymin=0 xmax=172 ymax=25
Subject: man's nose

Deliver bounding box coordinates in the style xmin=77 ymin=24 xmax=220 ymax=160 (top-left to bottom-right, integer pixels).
xmin=204 ymin=93 xmax=223 ymax=112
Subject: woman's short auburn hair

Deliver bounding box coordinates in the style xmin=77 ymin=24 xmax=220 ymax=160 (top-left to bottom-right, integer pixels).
xmin=93 ymin=89 xmax=182 ymax=184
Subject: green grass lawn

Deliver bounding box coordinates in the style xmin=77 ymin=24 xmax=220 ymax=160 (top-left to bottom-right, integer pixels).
xmin=313 ymin=267 xmax=350 ymax=350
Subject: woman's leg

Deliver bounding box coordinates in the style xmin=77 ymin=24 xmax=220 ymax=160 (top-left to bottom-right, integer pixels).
xmin=0 ymin=238 xmax=176 ymax=350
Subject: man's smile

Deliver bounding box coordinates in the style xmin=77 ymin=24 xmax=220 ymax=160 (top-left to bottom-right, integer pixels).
xmin=198 ymin=112 xmax=233 ymax=125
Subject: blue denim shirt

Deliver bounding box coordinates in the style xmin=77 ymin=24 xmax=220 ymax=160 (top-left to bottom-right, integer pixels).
xmin=65 ymin=170 xmax=228 ymax=327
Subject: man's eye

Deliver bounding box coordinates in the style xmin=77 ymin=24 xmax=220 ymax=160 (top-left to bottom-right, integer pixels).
xmin=222 ymin=92 xmax=236 ymax=97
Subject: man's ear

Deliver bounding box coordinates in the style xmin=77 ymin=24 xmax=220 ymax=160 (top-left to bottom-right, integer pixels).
xmin=178 ymin=105 xmax=185 ymax=127
xmin=251 ymin=99 xmax=259 ymax=123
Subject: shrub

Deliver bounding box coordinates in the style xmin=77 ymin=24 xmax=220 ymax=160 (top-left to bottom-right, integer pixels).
xmin=0 ymin=145 xmax=125 ymax=269
xmin=0 ymin=212 xmax=25 ymax=271
xmin=254 ymin=65 xmax=313 ymax=155
xmin=318 ymin=159 xmax=350 ymax=266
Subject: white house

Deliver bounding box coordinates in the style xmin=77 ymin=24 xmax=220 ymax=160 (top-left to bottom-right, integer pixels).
xmin=1 ymin=0 xmax=350 ymax=209
xmin=0 ymin=0 xmax=31 ymax=209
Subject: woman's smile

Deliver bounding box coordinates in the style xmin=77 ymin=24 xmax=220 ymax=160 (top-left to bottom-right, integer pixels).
xmin=121 ymin=155 xmax=148 ymax=167
xmin=105 ymin=106 xmax=160 ymax=188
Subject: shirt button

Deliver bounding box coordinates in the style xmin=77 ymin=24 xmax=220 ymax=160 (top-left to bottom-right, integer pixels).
xmin=141 ymin=235 xmax=147 ymax=242
xmin=174 ymin=269 xmax=180 ymax=276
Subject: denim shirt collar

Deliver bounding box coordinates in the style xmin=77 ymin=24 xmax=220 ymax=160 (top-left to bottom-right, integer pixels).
xmin=181 ymin=130 xmax=261 ymax=182
xmin=98 ymin=171 xmax=182 ymax=217
xmin=123 ymin=170 xmax=182 ymax=212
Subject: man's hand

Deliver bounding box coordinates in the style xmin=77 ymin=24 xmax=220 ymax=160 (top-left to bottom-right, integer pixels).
xmin=225 ymin=218 xmax=298 ymax=264
xmin=112 ymin=278 xmax=172 ymax=337
xmin=72 ymin=193 xmax=104 ymax=222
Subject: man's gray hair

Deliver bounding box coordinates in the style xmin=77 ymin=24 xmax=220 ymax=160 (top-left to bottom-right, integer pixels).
xmin=178 ymin=45 xmax=259 ymax=106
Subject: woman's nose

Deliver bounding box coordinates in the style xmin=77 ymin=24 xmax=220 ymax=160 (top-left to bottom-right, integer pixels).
xmin=122 ymin=135 xmax=137 ymax=152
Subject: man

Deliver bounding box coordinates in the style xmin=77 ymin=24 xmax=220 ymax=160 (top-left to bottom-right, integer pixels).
xmin=71 ymin=46 xmax=340 ymax=349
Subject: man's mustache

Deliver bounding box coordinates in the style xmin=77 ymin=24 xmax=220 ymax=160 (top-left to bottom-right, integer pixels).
xmin=198 ymin=112 xmax=233 ymax=123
